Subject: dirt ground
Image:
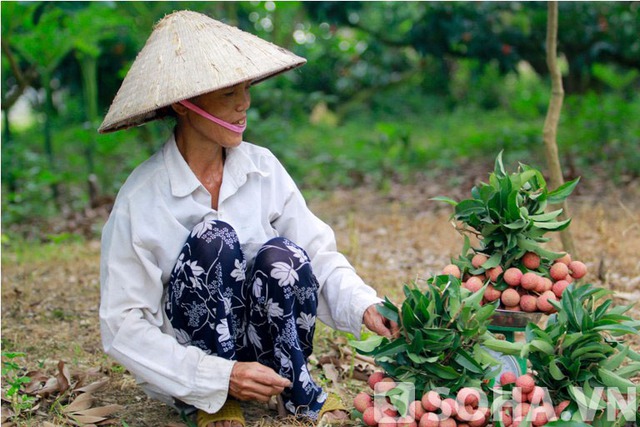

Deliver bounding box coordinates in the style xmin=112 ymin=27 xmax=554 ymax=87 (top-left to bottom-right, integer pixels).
xmin=2 ymin=178 xmax=639 ymax=426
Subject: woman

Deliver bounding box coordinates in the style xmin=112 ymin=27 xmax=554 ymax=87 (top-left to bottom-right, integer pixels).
xmin=98 ymin=10 xmax=397 ymax=427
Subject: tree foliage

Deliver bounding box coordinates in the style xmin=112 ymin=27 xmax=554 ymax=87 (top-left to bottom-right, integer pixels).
xmin=1 ymin=1 xmax=639 ymax=234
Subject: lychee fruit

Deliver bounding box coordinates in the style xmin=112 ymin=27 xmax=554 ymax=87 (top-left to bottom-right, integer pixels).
xmin=468 ymin=413 xmax=487 ymax=427
xmin=418 ymin=412 xmax=440 ymax=427
xmin=555 ymin=252 xmax=572 ymax=265
xmin=550 ymin=262 xmax=569 ymax=281
xmin=464 ymin=276 xmax=484 ymax=293
xmin=515 ymin=374 xmax=535 ymax=394
xmin=457 ymin=387 xmax=481 ymax=408
xmin=484 ymin=284 xmax=502 ymax=302
xmin=396 ymin=415 xmax=417 ymax=427
xmin=440 ymin=398 xmax=459 ymax=418
xmin=421 ymin=390 xmax=441 ymax=412
xmin=375 ymin=377 xmax=397 ymax=393
xmin=535 ymin=277 xmax=553 ymax=293
xmin=500 ymin=371 xmax=517 ymax=386
xmin=568 ymin=260 xmax=587 ymax=279
xmin=503 ymin=268 xmax=523 ymax=287
xmin=378 ymin=415 xmax=398 ymax=427
xmin=499 ymin=412 xmax=513 ymax=427
xmin=512 ymin=386 xmax=525 ymax=403
xmin=522 ymin=252 xmax=541 ymax=270
xmin=363 ymin=406 xmax=383 ymax=426
xmin=537 ymin=290 xmax=558 ymax=313
xmin=408 ymin=400 xmax=425 ymax=420
xmin=520 ymin=272 xmax=540 ymax=290
xmin=381 ymin=402 xmax=399 ymax=418
xmin=531 ymin=405 xmax=555 ymax=426
xmin=513 ymin=402 xmax=531 ymax=419
xmin=354 ymin=392 xmax=373 ymax=412
xmin=527 ymin=386 xmax=547 ymax=405
xmin=487 ymin=266 xmax=503 ymax=282
xmin=552 ymin=279 xmax=570 ymax=298
xmin=472 ymin=253 xmax=489 ymax=269
xmin=368 ymin=371 xmax=385 ymax=390
xmin=442 ymin=264 xmax=461 ymax=279
xmin=501 ymin=288 xmax=521 ymax=307
xmin=519 ymin=294 xmax=538 ymax=312
xmin=438 ymin=418 xmax=457 ymax=427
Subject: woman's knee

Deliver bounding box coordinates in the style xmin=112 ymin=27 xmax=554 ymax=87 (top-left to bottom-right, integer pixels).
xmin=185 ymin=219 xmax=241 ymax=254
xmin=253 ymin=237 xmax=317 ymax=291
xmin=255 ymin=237 xmax=308 ymax=267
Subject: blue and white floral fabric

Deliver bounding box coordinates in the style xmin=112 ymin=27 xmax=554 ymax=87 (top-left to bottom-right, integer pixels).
xmin=165 ymin=219 xmax=327 ymax=419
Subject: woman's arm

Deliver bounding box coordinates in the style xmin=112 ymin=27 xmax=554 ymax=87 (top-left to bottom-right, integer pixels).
xmin=100 ymin=205 xmax=235 ymax=413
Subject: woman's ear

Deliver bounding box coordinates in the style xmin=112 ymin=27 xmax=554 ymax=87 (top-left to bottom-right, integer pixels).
xmin=171 ymin=102 xmax=189 ymax=116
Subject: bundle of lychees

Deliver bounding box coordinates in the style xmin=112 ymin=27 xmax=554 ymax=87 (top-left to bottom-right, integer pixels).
xmin=433 ymin=152 xmax=584 ymax=314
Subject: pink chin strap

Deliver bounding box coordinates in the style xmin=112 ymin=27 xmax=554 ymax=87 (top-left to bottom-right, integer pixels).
xmin=179 ymin=100 xmax=247 ymax=134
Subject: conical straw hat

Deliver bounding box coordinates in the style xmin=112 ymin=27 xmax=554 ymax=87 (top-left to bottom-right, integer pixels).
xmin=98 ymin=10 xmax=306 ymax=133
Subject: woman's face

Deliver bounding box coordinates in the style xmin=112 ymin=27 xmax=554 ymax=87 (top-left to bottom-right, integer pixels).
xmin=178 ymin=82 xmax=251 ymax=148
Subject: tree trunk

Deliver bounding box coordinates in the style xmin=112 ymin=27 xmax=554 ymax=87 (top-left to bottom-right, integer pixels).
xmin=79 ymin=52 xmax=100 ymax=207
xmin=79 ymin=54 xmax=98 ymax=169
xmin=3 ymin=109 xmax=19 ymax=198
xmin=43 ymin=69 xmax=62 ymax=210
xmin=543 ymin=1 xmax=576 ymax=257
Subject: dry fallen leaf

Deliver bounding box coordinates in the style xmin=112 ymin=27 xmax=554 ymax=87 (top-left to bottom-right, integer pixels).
xmin=63 ymin=392 xmax=94 ymax=413
xmin=75 ymin=378 xmax=109 ymax=394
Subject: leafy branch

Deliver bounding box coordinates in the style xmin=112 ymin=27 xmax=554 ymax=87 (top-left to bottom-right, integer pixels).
xmin=350 ymin=275 xmax=519 ymax=397
xmin=433 ymin=151 xmax=580 ymax=274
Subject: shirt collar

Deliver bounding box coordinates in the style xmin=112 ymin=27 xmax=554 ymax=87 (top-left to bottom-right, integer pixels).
xmin=164 ymin=133 xmax=269 ymax=198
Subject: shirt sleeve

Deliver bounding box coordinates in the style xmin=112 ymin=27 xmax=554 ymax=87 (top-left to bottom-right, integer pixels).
xmin=268 ymin=160 xmax=382 ymax=338
xmin=99 ymin=202 xmax=235 ymax=413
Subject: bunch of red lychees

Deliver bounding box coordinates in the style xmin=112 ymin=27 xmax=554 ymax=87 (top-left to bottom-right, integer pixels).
xmin=441 ymin=251 xmax=587 ymax=314
xmin=353 ymin=371 xmax=573 ymax=427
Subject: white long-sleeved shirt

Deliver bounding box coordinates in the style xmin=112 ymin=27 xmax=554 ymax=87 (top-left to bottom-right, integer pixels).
xmin=99 ymin=135 xmax=381 ymax=413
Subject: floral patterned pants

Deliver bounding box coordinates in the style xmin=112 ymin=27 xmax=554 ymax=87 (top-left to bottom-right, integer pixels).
xmin=165 ymin=219 xmax=327 ymax=419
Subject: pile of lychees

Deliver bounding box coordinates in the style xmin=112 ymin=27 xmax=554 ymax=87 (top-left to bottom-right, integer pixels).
xmin=493 ymin=372 xmax=570 ymax=427
xmin=441 ymin=251 xmax=587 ymax=314
xmin=353 ymin=371 xmax=572 ymax=427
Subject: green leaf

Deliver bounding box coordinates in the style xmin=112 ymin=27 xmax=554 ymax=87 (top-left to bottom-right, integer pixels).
xmin=454 ymin=199 xmax=486 ymax=216
xmin=349 ymin=335 xmax=385 ymax=354
xmin=547 ymin=178 xmax=580 ymax=204
xmin=516 ymin=235 xmax=565 ymax=260
xmin=423 ymin=363 xmax=462 ymax=380
xmin=377 ymin=299 xmax=400 ymax=323
xmin=401 ymin=301 xmax=419 ymax=331
xmin=614 ymin=362 xmax=640 ymax=378
xmin=528 ymin=209 xmax=564 ymax=221
xmin=549 ymin=358 xmax=565 ymax=381
xmin=453 ymin=348 xmax=484 ymax=374
xmin=597 ymin=367 xmax=640 ymax=390
xmin=593 ymin=299 xmax=613 ymax=321
xmin=482 ymin=252 xmax=502 ymax=269
xmin=430 ymin=196 xmax=458 ymax=206
xmin=482 ymin=338 xmax=522 ymax=355
xmin=494 ymin=150 xmax=507 ymax=177
xmin=532 ymin=218 xmax=572 ymax=231
xmin=593 ymin=323 xmax=640 ymax=335
xmin=529 ymin=339 xmax=555 ymax=355
xmin=407 ymin=352 xmax=431 ymax=364
xmin=374 ymin=339 xmax=408 ymax=359
xmin=570 ymin=344 xmax=613 ymax=360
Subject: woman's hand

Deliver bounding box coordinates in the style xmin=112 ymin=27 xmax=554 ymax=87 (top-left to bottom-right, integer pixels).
xmin=363 ymin=303 xmax=400 ymax=339
xmin=228 ymin=362 xmax=291 ymax=402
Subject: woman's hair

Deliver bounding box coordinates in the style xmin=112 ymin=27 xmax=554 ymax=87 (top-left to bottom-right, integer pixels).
xmin=157 ymin=105 xmax=178 ymax=120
